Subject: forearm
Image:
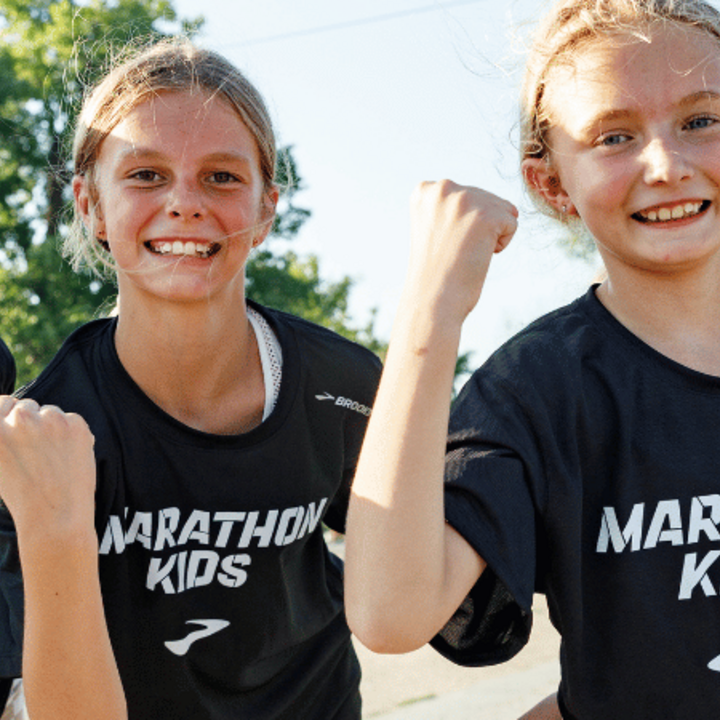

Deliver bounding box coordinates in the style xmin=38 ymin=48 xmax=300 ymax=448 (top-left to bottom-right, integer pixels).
xmin=345 ymin=293 xmax=484 ymax=653
xmin=19 ymin=528 xmax=127 ymax=720
xmin=345 ymin=181 xmax=516 ymax=653
xmin=0 ymin=399 xmax=123 ymax=717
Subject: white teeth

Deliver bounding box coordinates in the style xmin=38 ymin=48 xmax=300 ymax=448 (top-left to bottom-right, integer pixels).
xmin=640 ymin=202 xmax=703 ymax=223
xmin=150 ymin=241 xmax=215 ymax=258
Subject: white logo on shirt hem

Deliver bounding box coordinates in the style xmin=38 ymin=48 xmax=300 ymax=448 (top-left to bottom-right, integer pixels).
xmin=165 ymin=619 xmax=230 ymax=656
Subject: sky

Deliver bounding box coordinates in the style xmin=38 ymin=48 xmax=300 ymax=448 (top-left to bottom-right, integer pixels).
xmin=171 ymin=0 xmax=602 ymax=368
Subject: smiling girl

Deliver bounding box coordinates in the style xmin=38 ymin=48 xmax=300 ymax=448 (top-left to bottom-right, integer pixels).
xmin=0 ymin=40 xmax=380 ymax=720
xmin=345 ymin=0 xmax=720 ymax=718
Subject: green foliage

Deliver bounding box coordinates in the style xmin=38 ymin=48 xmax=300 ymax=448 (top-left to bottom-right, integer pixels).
xmin=0 ymin=2 xmax=385 ymax=386
xmin=246 ymin=249 xmax=386 ymax=358
xmin=0 ymin=238 xmax=116 ymax=379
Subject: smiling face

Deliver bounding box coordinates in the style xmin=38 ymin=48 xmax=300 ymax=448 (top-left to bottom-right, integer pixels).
xmin=523 ymin=24 xmax=720 ymax=276
xmin=74 ymin=90 xmax=277 ymax=306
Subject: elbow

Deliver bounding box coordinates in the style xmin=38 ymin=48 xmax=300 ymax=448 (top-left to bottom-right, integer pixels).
xmin=352 ymin=629 xmax=428 ymax=656
xmin=346 ymin=603 xmax=432 ymax=655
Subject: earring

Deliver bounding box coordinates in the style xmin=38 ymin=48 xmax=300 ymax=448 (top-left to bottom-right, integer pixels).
xmin=561 ymin=204 xmax=567 ymax=214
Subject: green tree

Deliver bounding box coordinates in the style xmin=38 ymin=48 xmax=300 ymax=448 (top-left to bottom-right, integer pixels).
xmin=0 ymin=1 xmax=385 ymax=386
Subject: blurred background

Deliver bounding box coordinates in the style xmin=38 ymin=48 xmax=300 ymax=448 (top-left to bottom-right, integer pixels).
xmin=0 ymin=0 xmax=602 ymax=386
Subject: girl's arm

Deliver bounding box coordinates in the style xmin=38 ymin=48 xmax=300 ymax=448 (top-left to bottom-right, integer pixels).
xmin=0 ymin=397 xmax=127 ymax=720
xmin=345 ymin=181 xmax=517 ymax=653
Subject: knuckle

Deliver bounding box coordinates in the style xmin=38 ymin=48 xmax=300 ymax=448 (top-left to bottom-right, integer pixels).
xmin=67 ymin=412 xmax=94 ymax=440
xmin=11 ymin=399 xmax=38 ymax=421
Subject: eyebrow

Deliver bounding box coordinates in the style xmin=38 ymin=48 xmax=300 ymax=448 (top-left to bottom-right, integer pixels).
xmin=201 ymin=152 xmax=256 ymax=166
xmin=677 ymin=90 xmax=720 ymax=107
xmin=116 ymin=148 xmax=255 ymax=166
xmin=116 ymin=147 xmax=165 ymax=164
xmin=579 ymin=91 xmax=720 ymax=135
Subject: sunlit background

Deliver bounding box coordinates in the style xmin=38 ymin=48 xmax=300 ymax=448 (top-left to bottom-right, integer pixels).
xmin=172 ymin=0 xmax=602 ymax=371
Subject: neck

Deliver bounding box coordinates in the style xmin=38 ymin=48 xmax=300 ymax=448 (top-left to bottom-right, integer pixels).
xmin=113 ymin=291 xmax=265 ymax=434
xmin=597 ymin=262 xmax=720 ymax=376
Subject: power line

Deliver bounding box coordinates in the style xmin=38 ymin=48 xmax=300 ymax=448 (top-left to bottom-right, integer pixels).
xmin=226 ymin=0 xmax=484 ymax=48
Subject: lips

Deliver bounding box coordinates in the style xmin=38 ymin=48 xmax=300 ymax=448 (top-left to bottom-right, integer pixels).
xmin=144 ymin=240 xmax=221 ymax=259
xmin=633 ymin=200 xmax=710 ymax=223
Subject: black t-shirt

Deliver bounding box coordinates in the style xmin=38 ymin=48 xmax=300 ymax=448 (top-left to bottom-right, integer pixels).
xmin=0 ymin=339 xmax=14 ymax=395
xmin=0 ymin=336 xmax=16 ymax=695
xmin=433 ymin=286 xmax=720 ymax=719
xmin=0 ymin=303 xmax=381 ymax=719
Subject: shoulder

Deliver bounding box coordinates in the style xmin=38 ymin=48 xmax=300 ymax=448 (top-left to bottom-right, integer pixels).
xmin=251 ymin=302 xmax=383 ymax=385
xmin=18 ymin=319 xmax=114 ymax=407
xmin=451 ymin=287 xmax=612 ymax=432
xmin=488 ymin=288 xmax=602 ymax=379
xmin=0 ymin=337 xmax=15 ymax=394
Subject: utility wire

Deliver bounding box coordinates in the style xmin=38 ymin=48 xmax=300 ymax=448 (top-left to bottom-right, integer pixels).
xmin=226 ymin=0 xmax=484 ymax=48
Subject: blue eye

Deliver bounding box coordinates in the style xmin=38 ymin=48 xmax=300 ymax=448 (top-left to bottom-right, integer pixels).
xmin=598 ymin=133 xmax=631 ymax=146
xmin=685 ymin=115 xmax=717 ymax=130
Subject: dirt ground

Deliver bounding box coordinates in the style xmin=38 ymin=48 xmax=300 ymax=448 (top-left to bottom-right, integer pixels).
xmin=355 ymin=594 xmax=561 ymax=718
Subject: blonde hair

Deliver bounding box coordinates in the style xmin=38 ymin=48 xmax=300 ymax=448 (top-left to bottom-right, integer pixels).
xmin=520 ymin=0 xmax=720 ymax=218
xmin=67 ymin=38 xmax=276 ymax=276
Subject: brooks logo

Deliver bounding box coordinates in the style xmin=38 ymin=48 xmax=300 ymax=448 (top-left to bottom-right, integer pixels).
xmin=315 ymin=391 xmax=371 ymax=417
xmin=165 ymin=619 xmax=230 ymax=656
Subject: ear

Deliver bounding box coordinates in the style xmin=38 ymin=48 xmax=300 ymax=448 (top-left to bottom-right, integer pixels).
xmin=252 ymin=185 xmax=280 ymax=249
xmin=521 ymin=157 xmax=576 ymax=216
xmin=72 ymin=175 xmax=106 ymax=239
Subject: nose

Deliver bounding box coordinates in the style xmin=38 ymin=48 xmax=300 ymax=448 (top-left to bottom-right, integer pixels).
xmin=167 ymin=179 xmax=204 ymax=220
xmin=640 ymin=136 xmax=693 ymax=186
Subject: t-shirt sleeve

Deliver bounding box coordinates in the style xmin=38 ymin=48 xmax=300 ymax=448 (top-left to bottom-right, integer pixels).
xmin=0 ymin=341 xmax=20 ymax=677
xmin=324 ymin=353 xmax=382 ymax=535
xmin=431 ymin=364 xmax=547 ymax=666
xmin=0 ymin=339 xmax=15 ymax=395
